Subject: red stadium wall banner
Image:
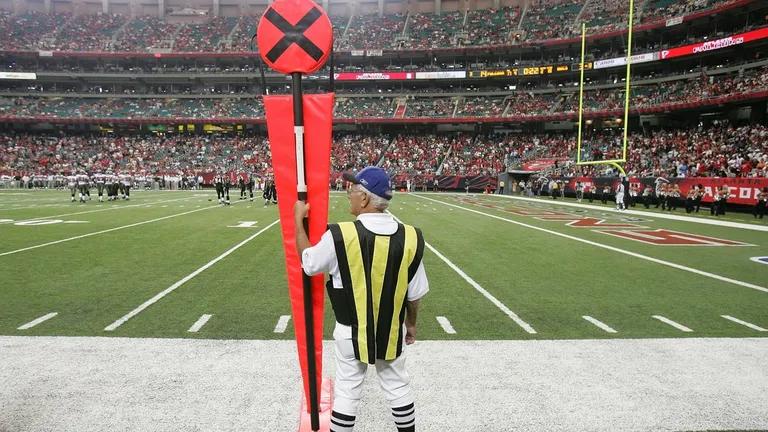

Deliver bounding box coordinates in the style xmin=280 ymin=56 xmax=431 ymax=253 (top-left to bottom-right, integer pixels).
xmin=559 ymin=176 xmax=767 ymax=205
xmin=521 ymin=159 xmax=569 ymax=172
xmin=660 ymin=27 xmax=768 ymax=60
xmin=264 ymin=93 xmax=334 ymax=409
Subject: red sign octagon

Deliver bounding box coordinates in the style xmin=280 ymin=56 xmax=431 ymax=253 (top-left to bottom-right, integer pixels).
xmin=256 ymin=0 xmax=333 ymax=74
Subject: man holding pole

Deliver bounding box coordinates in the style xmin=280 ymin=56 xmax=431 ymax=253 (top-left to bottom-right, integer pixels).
xmin=294 ymin=167 xmax=428 ymax=432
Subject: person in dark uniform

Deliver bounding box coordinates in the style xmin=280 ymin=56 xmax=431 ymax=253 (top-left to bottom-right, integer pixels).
xmin=222 ymin=174 xmax=231 ymax=205
xmin=214 ymin=173 xmax=225 ymax=204
xmin=667 ymin=184 xmax=680 ymax=212
xmin=247 ymin=173 xmax=255 ymax=202
xmin=601 ymin=185 xmax=610 ymax=205
xmin=711 ymin=186 xmax=729 ymax=216
xmin=685 ymin=189 xmax=696 ymax=213
xmin=269 ymin=180 xmax=277 ymax=204
xmin=693 ymin=184 xmax=704 ymax=213
xmin=238 ymin=175 xmax=246 ymax=200
xmin=717 ymin=185 xmax=729 ymax=216
xmin=263 ymin=179 xmax=275 ymax=206
xmin=294 ymin=166 xmax=426 ymax=432
xmin=642 ymin=185 xmax=652 ymax=209
xmin=754 ymin=187 xmax=768 ymax=219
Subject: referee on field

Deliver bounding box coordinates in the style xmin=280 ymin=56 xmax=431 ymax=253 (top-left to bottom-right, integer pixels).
xmin=294 ymin=166 xmax=428 ymax=432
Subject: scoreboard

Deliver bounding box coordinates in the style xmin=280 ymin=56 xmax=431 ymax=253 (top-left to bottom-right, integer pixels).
xmin=468 ymin=62 xmax=592 ymax=78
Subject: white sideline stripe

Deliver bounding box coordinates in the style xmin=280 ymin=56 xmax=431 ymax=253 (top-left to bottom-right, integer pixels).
xmin=17 ymin=312 xmax=58 ymax=330
xmin=488 ymin=194 xmax=768 ymax=232
xmin=414 ymin=194 xmax=768 ymax=294
xmin=274 ymin=315 xmax=291 ymax=333
xmin=436 ymin=316 xmax=457 ymax=334
xmin=583 ymin=316 xmax=618 ymax=333
xmin=104 ymin=219 xmax=279 ymax=331
xmin=188 ymin=314 xmax=212 ymax=333
xmin=387 ymin=211 xmax=537 ymax=334
xmin=721 ymin=315 xmax=768 ymax=332
xmin=0 ymin=200 xmax=247 ymax=258
xmin=652 ymin=315 xmax=693 ymax=332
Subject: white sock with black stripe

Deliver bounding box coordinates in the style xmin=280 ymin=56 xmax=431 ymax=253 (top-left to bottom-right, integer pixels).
xmin=392 ymin=403 xmax=415 ymax=431
xmin=330 ymin=410 xmax=356 ymax=432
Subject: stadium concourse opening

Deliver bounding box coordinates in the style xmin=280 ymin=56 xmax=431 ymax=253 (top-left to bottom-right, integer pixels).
xmin=1 ymin=0 xmax=768 ymax=430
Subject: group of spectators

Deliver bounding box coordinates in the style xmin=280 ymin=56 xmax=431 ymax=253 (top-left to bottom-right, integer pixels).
xmin=533 ymin=122 xmax=768 ymax=180
xmin=1 ymin=64 xmax=763 ymax=120
xmin=625 ymin=122 xmax=768 ymax=178
xmin=0 ymin=0 xmax=735 ymax=53
xmin=380 ymin=134 xmax=460 ymax=177
xmin=0 ymin=97 xmax=265 ymax=119
xmin=331 ymin=134 xmax=389 ymax=171
xmin=0 ymin=134 xmax=271 ymax=178
xmin=173 ymin=17 xmax=238 ymax=52
xmin=440 ymin=135 xmax=508 ymax=176
xmin=1 ymin=121 xmax=766 ymax=186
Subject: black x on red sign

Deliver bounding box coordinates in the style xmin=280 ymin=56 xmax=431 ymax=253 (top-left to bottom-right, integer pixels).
xmin=257 ymin=0 xmax=333 ymax=74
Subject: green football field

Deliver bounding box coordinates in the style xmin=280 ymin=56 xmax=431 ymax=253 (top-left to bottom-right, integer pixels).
xmin=1 ymin=189 xmax=767 ymax=341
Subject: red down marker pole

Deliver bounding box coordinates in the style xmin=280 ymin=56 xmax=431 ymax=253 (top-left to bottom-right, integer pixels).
xmin=256 ymin=1 xmax=333 ymax=430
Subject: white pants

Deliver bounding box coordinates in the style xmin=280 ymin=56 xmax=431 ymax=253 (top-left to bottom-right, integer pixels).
xmin=616 ymin=193 xmax=625 ymax=206
xmin=333 ymin=336 xmax=413 ymax=416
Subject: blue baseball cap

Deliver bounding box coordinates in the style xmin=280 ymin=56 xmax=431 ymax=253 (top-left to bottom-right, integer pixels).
xmin=343 ymin=166 xmax=393 ymax=200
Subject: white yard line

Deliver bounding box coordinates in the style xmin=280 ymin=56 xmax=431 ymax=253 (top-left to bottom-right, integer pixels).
xmin=104 ymin=220 xmax=279 ymax=331
xmin=4 ymin=196 xmax=196 ymax=219
xmin=273 ymin=315 xmax=291 ymax=333
xmin=486 ymin=194 xmax=768 ymax=232
xmin=721 ymin=315 xmax=767 ymax=332
xmin=187 ymin=314 xmax=213 ymax=333
xmin=652 ymin=315 xmax=693 ymax=332
xmin=0 ymin=192 xmax=171 ymax=206
xmin=388 ymin=210 xmax=537 ymax=334
xmin=436 ymin=316 xmax=457 ymax=334
xmin=0 ymin=204 xmax=69 ymax=211
xmin=414 ymin=194 xmax=768 ymax=295
xmin=582 ymin=316 xmax=618 ymax=333
xmin=0 ymin=201 xmax=248 ymax=258
xmin=17 ymin=312 xmax=58 ymax=330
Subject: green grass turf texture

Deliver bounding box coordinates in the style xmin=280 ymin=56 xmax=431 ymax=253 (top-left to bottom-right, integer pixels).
xmin=0 ymin=189 xmax=766 ymax=340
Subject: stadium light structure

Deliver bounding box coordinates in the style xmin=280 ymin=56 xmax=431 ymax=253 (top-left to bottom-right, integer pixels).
xmin=576 ymin=0 xmax=636 ymax=176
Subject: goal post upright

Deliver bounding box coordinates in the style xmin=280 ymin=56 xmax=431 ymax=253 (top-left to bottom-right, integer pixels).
xmin=575 ymin=0 xmax=635 ymax=177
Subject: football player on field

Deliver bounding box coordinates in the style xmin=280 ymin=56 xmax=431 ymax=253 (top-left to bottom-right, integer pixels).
xmin=66 ymin=172 xmax=77 ymax=202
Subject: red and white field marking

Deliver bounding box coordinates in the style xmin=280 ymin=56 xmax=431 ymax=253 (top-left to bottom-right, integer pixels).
xmin=416 ymin=194 xmax=768 ymax=295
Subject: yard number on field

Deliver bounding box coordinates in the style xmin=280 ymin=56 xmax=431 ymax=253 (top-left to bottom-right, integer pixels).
xmin=228 ymin=221 xmax=259 ymax=228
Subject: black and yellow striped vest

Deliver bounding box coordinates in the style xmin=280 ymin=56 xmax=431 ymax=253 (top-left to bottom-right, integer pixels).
xmin=327 ymin=220 xmax=425 ymax=364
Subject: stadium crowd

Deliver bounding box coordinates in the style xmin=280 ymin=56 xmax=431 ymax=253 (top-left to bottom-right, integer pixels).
xmin=0 ymin=134 xmax=271 ymax=178
xmin=0 ymin=0 xmax=737 ymax=52
xmin=1 ymin=65 xmax=764 ymax=120
xmin=1 ymin=122 xmax=766 ymax=188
